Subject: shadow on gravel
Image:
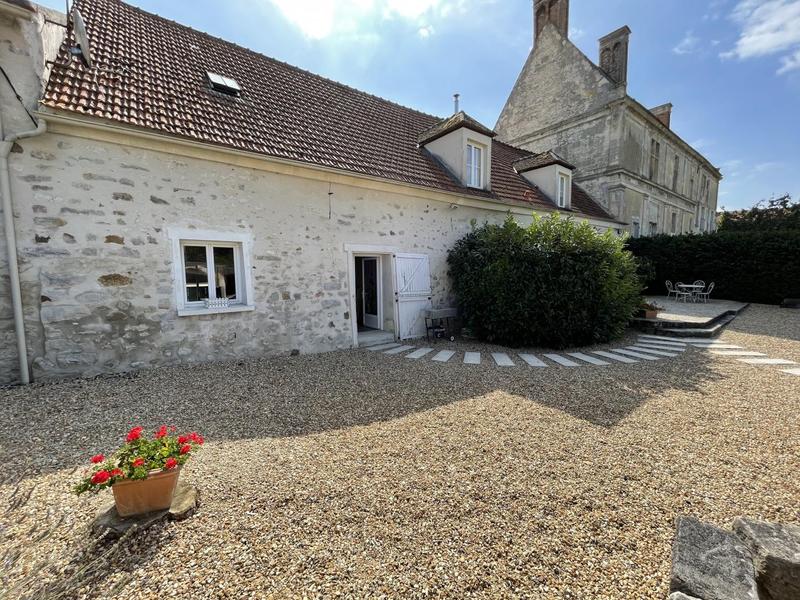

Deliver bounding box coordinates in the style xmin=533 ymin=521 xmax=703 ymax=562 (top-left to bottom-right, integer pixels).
xmin=0 ymin=342 xmax=722 ymax=478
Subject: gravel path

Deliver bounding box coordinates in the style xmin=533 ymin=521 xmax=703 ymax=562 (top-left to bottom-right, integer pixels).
xmin=1 ymin=304 xmax=798 ymax=599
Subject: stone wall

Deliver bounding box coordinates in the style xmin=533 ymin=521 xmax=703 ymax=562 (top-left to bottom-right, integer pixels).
xmin=1 ymin=130 xmax=555 ymax=383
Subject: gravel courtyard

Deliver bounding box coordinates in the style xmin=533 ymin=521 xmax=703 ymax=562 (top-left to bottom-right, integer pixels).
xmin=1 ymin=304 xmax=798 ymax=599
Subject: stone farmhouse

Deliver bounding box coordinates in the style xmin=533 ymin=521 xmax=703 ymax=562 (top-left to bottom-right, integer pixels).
xmin=496 ymin=0 xmax=722 ymax=237
xmin=0 ymin=0 xmax=715 ymax=384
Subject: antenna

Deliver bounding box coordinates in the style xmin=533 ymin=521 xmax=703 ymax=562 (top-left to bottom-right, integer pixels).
xmin=69 ymin=9 xmax=93 ymax=68
xmin=453 ymin=93 xmax=460 ymax=113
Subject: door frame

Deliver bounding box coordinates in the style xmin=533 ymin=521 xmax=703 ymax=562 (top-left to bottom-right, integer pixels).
xmin=360 ymin=256 xmax=382 ymax=330
xmin=345 ymin=244 xmax=399 ymax=348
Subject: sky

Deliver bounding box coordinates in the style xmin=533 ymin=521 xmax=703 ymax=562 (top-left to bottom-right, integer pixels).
xmin=40 ymin=0 xmax=800 ymax=210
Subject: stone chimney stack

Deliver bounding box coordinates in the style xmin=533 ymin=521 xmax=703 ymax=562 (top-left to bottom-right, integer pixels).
xmin=533 ymin=0 xmax=569 ymax=47
xmin=650 ymin=103 xmax=673 ymax=129
xmin=598 ymin=26 xmax=631 ymax=85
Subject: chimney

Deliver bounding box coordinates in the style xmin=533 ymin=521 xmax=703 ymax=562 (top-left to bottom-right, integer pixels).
xmin=650 ymin=103 xmax=673 ymax=129
xmin=533 ymin=0 xmax=569 ymax=47
xmin=453 ymin=93 xmax=460 ymax=114
xmin=598 ymin=25 xmax=631 ymax=85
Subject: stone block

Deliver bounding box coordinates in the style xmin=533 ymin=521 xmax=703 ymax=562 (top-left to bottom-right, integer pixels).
xmin=733 ymin=517 xmax=800 ymax=600
xmin=670 ymin=515 xmax=759 ymax=600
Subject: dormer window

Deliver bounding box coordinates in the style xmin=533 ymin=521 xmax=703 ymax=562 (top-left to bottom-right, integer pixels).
xmin=466 ymin=142 xmax=484 ymax=188
xmin=558 ymin=173 xmax=568 ymax=207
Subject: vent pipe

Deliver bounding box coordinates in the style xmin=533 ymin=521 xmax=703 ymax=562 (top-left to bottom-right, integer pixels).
xmin=453 ymin=93 xmax=460 ymax=114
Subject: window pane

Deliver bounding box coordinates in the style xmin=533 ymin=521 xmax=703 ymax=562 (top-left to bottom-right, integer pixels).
xmin=213 ymin=246 xmax=237 ymax=301
xmin=184 ymin=245 xmax=209 ymax=302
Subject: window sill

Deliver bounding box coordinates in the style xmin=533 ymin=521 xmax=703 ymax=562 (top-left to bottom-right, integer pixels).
xmin=177 ymin=304 xmax=255 ymax=317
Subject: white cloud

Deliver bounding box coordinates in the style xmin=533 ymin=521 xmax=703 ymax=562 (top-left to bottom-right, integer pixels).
xmin=263 ymin=0 xmax=479 ymax=39
xmin=721 ymin=0 xmax=800 ymax=75
xmin=568 ymin=27 xmax=585 ymax=41
xmin=673 ymin=30 xmax=700 ymax=55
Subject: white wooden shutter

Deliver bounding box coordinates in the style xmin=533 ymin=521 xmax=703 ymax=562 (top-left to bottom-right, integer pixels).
xmin=394 ymin=253 xmax=432 ymax=340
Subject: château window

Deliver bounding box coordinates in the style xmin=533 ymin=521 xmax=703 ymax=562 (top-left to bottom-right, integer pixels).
xmin=672 ymin=155 xmax=680 ymax=191
xmin=649 ymin=139 xmax=660 ymax=182
xmin=466 ymin=142 xmax=484 ymax=188
xmin=557 ymin=173 xmax=569 ymax=208
xmin=168 ymin=228 xmax=255 ymax=316
xmin=670 ymin=212 xmax=677 ymax=234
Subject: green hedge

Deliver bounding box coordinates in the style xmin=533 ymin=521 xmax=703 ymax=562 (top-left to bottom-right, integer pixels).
xmin=626 ymin=231 xmax=800 ymax=305
xmin=447 ymin=215 xmax=641 ymax=349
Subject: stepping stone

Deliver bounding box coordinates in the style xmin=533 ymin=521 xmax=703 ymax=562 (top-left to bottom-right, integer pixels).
xmin=710 ymin=350 xmax=766 ymax=357
xmin=639 ymin=335 xmax=691 ymax=343
xmin=637 ymin=339 xmax=687 ymax=348
xmin=592 ymin=350 xmax=638 ymax=364
xmin=636 ymin=343 xmax=686 ymax=352
xmin=543 ymin=353 xmax=581 ymax=367
xmin=691 ymin=343 xmax=743 ymax=350
xmin=367 ymin=343 xmax=400 ymax=352
xmin=567 ymin=352 xmax=610 ymax=366
xmin=463 ymin=352 xmax=481 ymax=365
xmin=738 ymin=358 xmax=796 ymax=366
xmin=782 ymin=368 xmax=800 ymax=376
xmin=491 ymin=352 xmax=515 ymax=367
xmin=518 ymin=354 xmax=547 ymax=367
xmin=405 ymin=348 xmax=434 ymax=359
xmin=610 ymin=348 xmax=661 ymax=361
xmin=384 ymin=345 xmax=414 ymax=355
xmin=431 ymin=350 xmax=455 ymax=363
xmin=627 ymin=346 xmax=678 ymax=357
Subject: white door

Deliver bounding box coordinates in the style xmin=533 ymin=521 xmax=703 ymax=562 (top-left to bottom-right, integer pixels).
xmin=362 ymin=257 xmax=381 ymax=329
xmin=394 ymin=253 xmax=432 ymax=340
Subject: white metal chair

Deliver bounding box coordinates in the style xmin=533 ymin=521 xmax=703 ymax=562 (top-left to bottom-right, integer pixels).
xmin=674 ymin=282 xmax=692 ymax=303
xmin=692 ymin=280 xmax=706 ymax=302
xmin=665 ymin=280 xmax=677 ymax=300
xmin=695 ymin=282 xmax=714 ymax=303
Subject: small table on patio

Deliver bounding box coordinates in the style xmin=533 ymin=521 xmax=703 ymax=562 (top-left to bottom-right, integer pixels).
xmin=677 ymin=283 xmax=704 ymax=302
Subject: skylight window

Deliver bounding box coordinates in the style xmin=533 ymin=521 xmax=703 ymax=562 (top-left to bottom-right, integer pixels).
xmin=207 ymin=72 xmax=241 ymax=96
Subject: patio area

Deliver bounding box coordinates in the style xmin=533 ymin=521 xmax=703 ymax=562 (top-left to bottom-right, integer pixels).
xmin=645 ymin=296 xmax=749 ymax=324
xmin=1 ymin=304 xmax=798 ymax=599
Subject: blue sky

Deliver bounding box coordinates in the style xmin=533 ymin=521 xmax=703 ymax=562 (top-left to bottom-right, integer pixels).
xmin=44 ymin=0 xmax=800 ymax=210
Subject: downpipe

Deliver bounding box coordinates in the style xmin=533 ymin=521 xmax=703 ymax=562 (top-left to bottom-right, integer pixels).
xmin=1 ymin=116 xmax=47 ymax=384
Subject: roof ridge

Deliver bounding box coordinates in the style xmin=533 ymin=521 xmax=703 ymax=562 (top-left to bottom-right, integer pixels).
xmin=85 ymin=0 xmax=445 ymax=124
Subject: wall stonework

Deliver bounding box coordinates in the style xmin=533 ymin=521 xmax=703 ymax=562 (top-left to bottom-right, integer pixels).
xmin=1 ymin=131 xmax=554 ymax=382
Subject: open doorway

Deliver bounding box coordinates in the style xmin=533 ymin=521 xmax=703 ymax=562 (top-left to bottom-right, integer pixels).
xmin=352 ymin=253 xmax=396 ymax=347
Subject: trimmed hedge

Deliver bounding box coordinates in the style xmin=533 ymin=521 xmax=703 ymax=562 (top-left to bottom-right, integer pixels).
xmin=447 ymin=215 xmax=641 ymax=349
xmin=626 ymin=231 xmax=800 ymax=305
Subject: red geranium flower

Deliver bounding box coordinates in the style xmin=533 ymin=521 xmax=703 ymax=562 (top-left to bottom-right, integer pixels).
xmin=126 ymin=426 xmax=144 ymax=442
xmin=188 ymin=432 xmax=204 ymax=445
xmin=154 ymin=425 xmax=168 ymax=439
xmin=132 ymin=457 xmax=145 ymax=468
xmin=110 ymin=468 xmax=124 ymax=478
xmin=164 ymin=457 xmax=178 ymax=469
xmin=90 ymin=454 xmax=104 ymax=464
xmin=177 ymin=435 xmax=188 ymax=445
xmin=180 ymin=444 xmax=192 ymax=455
xmin=91 ymin=470 xmax=110 ymax=484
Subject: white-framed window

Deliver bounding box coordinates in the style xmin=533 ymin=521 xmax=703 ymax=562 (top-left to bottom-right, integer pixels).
xmin=557 ymin=173 xmax=569 ymax=208
xmin=168 ymin=228 xmax=255 ymax=317
xmin=466 ymin=142 xmax=483 ymax=188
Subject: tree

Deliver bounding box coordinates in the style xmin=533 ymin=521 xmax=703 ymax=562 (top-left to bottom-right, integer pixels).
xmin=718 ymin=193 xmax=799 ymax=232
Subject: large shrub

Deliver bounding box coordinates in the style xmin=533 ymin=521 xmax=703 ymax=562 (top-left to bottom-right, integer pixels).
xmin=627 ymin=231 xmax=800 ymax=305
xmin=447 ymin=215 xmax=641 ymax=349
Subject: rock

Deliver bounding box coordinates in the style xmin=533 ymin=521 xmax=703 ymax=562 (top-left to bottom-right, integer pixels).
xmin=670 ymin=515 xmax=759 ymax=600
xmin=733 ymin=517 xmax=800 ymax=600
xmin=669 ymin=593 xmax=702 ymax=600
xmin=91 ymin=482 xmax=200 ymax=538
xmin=780 ymin=298 xmax=800 ymax=309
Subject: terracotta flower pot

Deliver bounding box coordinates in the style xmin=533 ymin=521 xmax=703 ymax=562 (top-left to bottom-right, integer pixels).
xmin=644 ymin=309 xmax=659 ymax=319
xmin=112 ymin=467 xmax=181 ymax=517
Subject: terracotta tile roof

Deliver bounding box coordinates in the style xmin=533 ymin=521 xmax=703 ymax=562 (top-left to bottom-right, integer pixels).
xmin=417 ymin=111 xmax=496 ymax=145
xmin=513 ymin=150 xmax=575 ymax=173
xmin=41 ymin=0 xmax=616 ymax=223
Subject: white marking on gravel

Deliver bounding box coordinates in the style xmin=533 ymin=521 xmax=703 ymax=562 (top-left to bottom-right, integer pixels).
xmin=567 ymin=352 xmax=610 ymax=366
xmin=518 ymin=354 xmax=548 ymax=367
xmin=543 ymin=354 xmax=581 ymax=367
xmin=635 ymin=343 xmax=686 ymax=352
xmin=491 ymin=353 xmax=515 ymax=367
xmin=367 ymin=343 xmax=400 ymax=351
xmin=626 ymin=346 xmax=678 ymax=357
xmin=405 ymin=348 xmax=434 ymax=359
xmin=710 ymin=350 xmax=766 ymax=356
xmin=431 ymin=350 xmax=456 ymax=363
xmin=463 ymin=352 xmax=481 ymax=365
xmin=591 ymin=351 xmax=638 ymax=364
xmin=737 ymin=358 xmax=797 ymax=365
xmin=384 ymin=345 xmax=415 ymax=355
xmin=782 ymin=368 xmax=800 ymax=376
xmin=610 ymin=348 xmax=661 ymax=361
